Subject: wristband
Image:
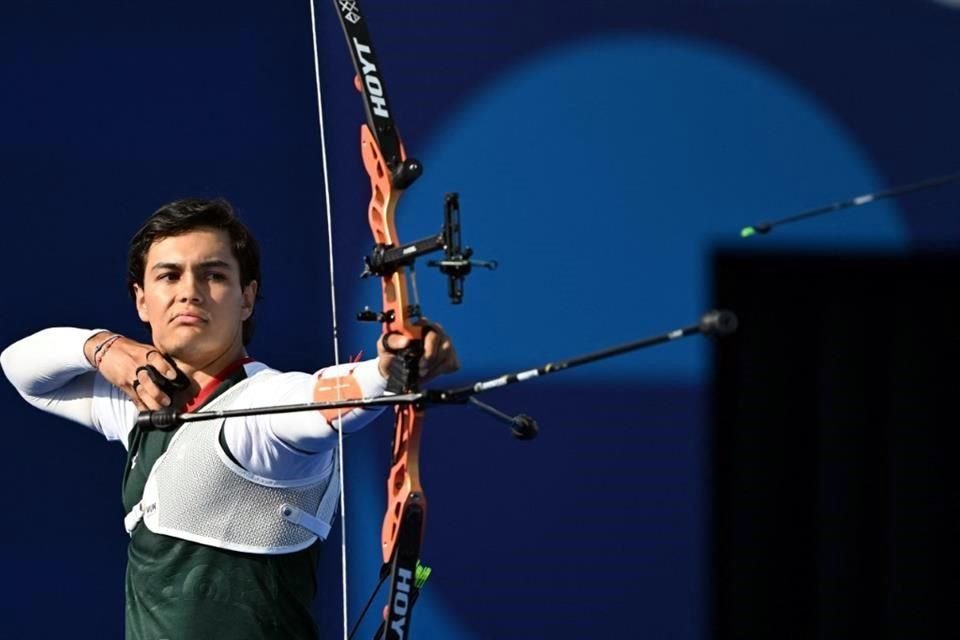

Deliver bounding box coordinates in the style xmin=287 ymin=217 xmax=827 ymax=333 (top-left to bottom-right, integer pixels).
xmin=93 ymin=334 xmax=122 ymax=369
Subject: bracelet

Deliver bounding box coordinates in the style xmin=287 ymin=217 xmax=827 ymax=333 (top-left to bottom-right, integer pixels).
xmin=93 ymin=334 xmax=122 ymax=370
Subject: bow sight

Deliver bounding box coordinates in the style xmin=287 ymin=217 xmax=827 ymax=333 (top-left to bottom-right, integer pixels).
xmin=358 ymin=192 xmax=497 ymax=316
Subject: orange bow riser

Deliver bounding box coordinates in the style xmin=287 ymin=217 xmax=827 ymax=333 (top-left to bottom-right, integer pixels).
xmin=332 ymin=1 xmax=430 ymax=637
xmin=359 ymin=116 xmax=427 ymax=640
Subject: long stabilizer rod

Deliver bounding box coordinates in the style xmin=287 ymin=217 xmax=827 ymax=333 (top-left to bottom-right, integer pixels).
xmin=136 ymin=309 xmax=737 ymax=437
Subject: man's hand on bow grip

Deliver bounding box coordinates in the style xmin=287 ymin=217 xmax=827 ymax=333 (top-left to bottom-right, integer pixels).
xmin=84 ymin=333 xmax=184 ymax=412
xmin=377 ymin=320 xmax=460 ymax=385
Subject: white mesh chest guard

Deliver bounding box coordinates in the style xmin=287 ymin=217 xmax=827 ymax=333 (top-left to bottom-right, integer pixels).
xmin=124 ymin=378 xmax=340 ymax=555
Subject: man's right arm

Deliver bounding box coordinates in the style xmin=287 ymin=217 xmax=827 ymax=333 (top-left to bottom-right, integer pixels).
xmin=0 ymin=328 xmax=132 ymax=441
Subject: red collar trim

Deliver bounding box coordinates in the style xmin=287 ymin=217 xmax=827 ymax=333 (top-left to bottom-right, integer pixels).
xmin=182 ymin=356 xmax=255 ymax=412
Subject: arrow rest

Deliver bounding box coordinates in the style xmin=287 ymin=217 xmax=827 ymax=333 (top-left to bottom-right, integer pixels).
xmin=357 ymin=308 xmax=395 ymax=323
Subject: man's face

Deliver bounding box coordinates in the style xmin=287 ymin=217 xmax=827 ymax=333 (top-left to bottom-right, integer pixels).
xmin=134 ymin=228 xmax=257 ymax=362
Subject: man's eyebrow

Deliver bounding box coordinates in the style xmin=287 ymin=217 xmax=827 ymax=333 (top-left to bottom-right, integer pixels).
xmin=150 ymin=259 xmax=233 ymax=271
xmin=197 ymin=259 xmax=233 ymax=269
xmin=150 ymin=261 xmax=181 ymax=272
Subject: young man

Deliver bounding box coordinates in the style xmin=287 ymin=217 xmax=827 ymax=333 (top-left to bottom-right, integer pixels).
xmin=0 ymin=198 xmax=457 ymax=639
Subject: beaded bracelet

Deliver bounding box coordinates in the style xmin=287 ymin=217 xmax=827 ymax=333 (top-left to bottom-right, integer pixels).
xmin=93 ymin=334 xmax=122 ymax=370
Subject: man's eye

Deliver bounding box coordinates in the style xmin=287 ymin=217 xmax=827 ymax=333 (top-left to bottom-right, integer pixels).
xmin=158 ymin=272 xmax=179 ymax=281
xmin=207 ymin=272 xmax=228 ymax=281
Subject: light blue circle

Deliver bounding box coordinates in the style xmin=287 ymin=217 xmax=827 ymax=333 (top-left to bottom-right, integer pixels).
xmin=386 ymin=35 xmax=906 ymax=385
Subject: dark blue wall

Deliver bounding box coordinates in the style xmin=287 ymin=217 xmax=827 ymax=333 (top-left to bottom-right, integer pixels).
xmin=2 ymin=1 xmax=959 ymax=637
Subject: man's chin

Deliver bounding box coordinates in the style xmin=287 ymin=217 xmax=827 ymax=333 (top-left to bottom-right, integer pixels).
xmin=156 ymin=335 xmax=208 ymax=362
xmin=156 ymin=329 xmax=243 ymax=367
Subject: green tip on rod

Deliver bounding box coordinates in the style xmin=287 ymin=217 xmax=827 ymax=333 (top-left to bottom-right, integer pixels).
xmin=740 ymin=226 xmax=757 ymax=238
xmin=415 ymin=563 xmax=432 ymax=589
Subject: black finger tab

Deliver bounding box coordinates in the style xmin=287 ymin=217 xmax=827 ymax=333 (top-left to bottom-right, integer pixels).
xmin=139 ymin=356 xmax=191 ymax=399
xmin=160 ymin=354 xmax=191 ymax=392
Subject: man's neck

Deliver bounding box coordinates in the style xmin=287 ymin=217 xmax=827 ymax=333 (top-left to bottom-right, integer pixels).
xmin=168 ymin=343 xmax=249 ymax=395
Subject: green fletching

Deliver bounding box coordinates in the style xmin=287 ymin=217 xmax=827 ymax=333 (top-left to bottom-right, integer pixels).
xmin=740 ymin=226 xmax=757 ymax=238
xmin=415 ymin=563 xmax=432 ymax=589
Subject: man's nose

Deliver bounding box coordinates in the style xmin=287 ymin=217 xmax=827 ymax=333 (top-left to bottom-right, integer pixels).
xmin=176 ymin=272 xmax=204 ymax=302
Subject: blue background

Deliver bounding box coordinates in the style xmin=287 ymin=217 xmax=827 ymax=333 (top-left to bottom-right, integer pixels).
xmin=1 ymin=0 xmax=959 ymax=637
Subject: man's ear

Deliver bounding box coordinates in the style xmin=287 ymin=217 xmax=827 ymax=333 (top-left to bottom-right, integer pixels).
xmin=241 ymin=280 xmax=258 ymax=321
xmin=134 ymin=284 xmax=149 ymax=322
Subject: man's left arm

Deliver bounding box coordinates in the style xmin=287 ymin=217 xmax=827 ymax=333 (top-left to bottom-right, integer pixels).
xmin=222 ymin=359 xmax=387 ymax=481
xmin=223 ymin=322 xmax=458 ymax=482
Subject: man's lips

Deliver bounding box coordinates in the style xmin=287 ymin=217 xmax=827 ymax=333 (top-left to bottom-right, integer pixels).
xmin=172 ymin=313 xmax=207 ymax=325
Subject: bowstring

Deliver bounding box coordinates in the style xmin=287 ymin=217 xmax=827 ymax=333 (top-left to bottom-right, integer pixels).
xmin=308 ymin=1 xmax=350 ymax=638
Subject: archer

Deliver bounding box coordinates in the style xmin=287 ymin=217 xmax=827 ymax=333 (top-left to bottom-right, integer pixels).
xmin=0 ymin=197 xmax=459 ymax=639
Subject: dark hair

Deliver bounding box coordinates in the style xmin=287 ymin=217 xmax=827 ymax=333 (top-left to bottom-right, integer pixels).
xmin=127 ymin=198 xmax=262 ymax=345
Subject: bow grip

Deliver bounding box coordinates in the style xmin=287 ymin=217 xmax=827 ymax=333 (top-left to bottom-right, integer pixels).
xmin=382 ymin=333 xmax=423 ymax=393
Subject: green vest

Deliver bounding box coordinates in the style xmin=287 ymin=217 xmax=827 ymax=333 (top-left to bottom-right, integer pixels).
xmin=121 ymin=370 xmax=323 ymax=639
